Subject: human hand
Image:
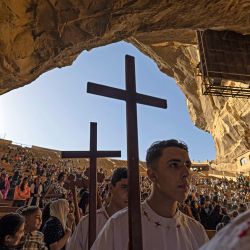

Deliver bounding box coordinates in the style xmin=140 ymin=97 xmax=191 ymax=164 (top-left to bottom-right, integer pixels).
xmin=67 ymin=213 xmax=75 ymax=229
xmin=65 ymin=227 xmax=72 ymax=236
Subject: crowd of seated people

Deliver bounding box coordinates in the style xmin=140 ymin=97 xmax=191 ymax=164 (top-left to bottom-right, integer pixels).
xmin=178 ymin=175 xmax=250 ymax=232
xmin=0 ymin=143 xmax=249 ymax=250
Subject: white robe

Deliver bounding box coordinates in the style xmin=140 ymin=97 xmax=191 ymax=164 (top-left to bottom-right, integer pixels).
xmin=67 ymin=207 xmax=109 ymax=250
xmin=91 ymin=201 xmax=209 ymax=250
xmin=199 ymin=209 xmax=250 ymax=250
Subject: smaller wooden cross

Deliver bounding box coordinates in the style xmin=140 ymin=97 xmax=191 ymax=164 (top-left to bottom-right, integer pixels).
xmin=61 ymin=122 xmax=121 ymax=249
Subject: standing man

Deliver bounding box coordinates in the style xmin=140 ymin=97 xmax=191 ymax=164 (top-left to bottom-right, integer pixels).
xmin=91 ymin=140 xmax=209 ymax=250
xmin=67 ymin=167 xmax=128 ymax=250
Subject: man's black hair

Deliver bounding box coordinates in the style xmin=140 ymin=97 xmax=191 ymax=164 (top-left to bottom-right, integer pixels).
xmin=58 ymin=172 xmax=65 ymax=182
xmin=40 ymin=202 xmax=51 ymax=231
xmin=111 ymin=167 xmax=128 ymax=186
xmin=0 ymin=213 xmax=24 ymax=244
xmin=146 ymin=139 xmax=188 ymax=169
xmin=78 ymin=190 xmax=89 ymax=214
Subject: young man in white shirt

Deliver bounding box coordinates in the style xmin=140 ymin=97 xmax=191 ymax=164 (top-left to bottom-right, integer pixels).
xmin=67 ymin=167 xmax=128 ymax=250
xmin=91 ymin=139 xmax=209 ymax=250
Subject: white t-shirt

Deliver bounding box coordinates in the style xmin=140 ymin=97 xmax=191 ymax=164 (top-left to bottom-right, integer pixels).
xmin=91 ymin=201 xmax=209 ymax=250
xmin=67 ymin=207 xmax=109 ymax=250
xmin=199 ymin=209 xmax=250 ymax=250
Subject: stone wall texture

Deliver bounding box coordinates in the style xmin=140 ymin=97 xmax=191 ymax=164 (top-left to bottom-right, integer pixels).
xmin=0 ymin=0 xmax=249 ymax=171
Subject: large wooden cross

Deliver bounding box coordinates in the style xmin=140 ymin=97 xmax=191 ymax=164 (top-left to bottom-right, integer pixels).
xmin=61 ymin=122 xmax=121 ymax=249
xmin=87 ymin=55 xmax=167 ymax=250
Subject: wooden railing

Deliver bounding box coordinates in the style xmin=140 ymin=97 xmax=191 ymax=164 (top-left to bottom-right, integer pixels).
xmin=206 ymin=230 xmax=216 ymax=239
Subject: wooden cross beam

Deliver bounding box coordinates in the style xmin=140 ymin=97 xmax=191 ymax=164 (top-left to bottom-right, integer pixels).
xmin=87 ymin=55 xmax=167 ymax=250
xmin=61 ymin=122 xmax=121 ymax=250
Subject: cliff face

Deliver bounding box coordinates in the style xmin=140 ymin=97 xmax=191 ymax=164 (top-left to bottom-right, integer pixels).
xmin=0 ymin=0 xmax=249 ymax=170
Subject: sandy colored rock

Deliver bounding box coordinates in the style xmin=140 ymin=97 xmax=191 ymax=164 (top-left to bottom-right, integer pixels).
xmin=0 ymin=1 xmax=249 ymax=171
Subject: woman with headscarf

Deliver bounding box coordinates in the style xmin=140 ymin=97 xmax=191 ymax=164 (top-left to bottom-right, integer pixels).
xmin=42 ymin=199 xmax=74 ymax=250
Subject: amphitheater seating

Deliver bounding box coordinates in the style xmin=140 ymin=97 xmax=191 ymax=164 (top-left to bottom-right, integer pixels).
xmin=0 ymin=200 xmax=12 ymax=206
xmin=0 ymin=203 xmax=11 ymax=207
xmin=0 ymin=206 xmax=17 ymax=213
xmin=0 ymin=205 xmax=18 ymax=218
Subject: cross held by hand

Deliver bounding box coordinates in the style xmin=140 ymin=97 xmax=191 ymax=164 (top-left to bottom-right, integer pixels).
xmin=87 ymin=55 xmax=167 ymax=250
xmin=61 ymin=122 xmax=121 ymax=249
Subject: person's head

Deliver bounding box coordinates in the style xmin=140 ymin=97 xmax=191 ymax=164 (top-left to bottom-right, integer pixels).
xmin=232 ymin=204 xmax=238 ymax=211
xmin=78 ymin=188 xmax=87 ymax=201
xmin=41 ymin=202 xmax=51 ymax=230
xmin=223 ymin=199 xmax=228 ymax=206
xmin=68 ymin=201 xmax=75 ymax=214
xmin=191 ymin=200 xmax=199 ymax=209
xmin=34 ymin=176 xmax=41 ymax=185
xmin=20 ymin=177 xmax=28 ymax=191
xmin=21 ymin=206 xmax=42 ymax=232
xmin=58 ymin=172 xmax=66 ymax=183
xmin=221 ymin=206 xmax=228 ymax=215
xmin=78 ymin=190 xmax=89 ymax=215
xmin=146 ymin=139 xmax=191 ymax=202
xmin=213 ymin=195 xmax=219 ymax=203
xmin=221 ymin=215 xmax=231 ymax=225
xmin=200 ymin=196 xmax=205 ymax=206
xmin=12 ymin=171 xmax=19 ymax=181
xmin=184 ymin=198 xmax=190 ymax=205
xmin=50 ymin=199 xmax=69 ymax=229
xmin=0 ymin=173 xmax=6 ymax=181
xmin=212 ymin=205 xmax=221 ymax=215
xmin=110 ymin=167 xmax=128 ymax=209
xmin=238 ymin=203 xmax=247 ymax=213
xmin=0 ymin=213 xmax=25 ymax=247
xmin=205 ymin=195 xmax=210 ymax=203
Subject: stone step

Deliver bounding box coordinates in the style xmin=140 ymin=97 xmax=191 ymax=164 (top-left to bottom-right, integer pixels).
xmin=0 ymin=200 xmax=13 ymax=205
xmin=0 ymin=206 xmax=18 ymax=213
xmin=0 ymin=203 xmax=11 ymax=206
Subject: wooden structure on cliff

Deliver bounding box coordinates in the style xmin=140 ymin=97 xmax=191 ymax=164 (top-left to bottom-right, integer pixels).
xmin=197 ymin=29 xmax=250 ymax=98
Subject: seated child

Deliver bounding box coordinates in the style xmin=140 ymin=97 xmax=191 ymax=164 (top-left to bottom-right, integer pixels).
xmin=21 ymin=206 xmax=47 ymax=250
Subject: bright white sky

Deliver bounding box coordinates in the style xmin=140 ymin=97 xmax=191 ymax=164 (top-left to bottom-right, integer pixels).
xmin=0 ymin=41 xmax=216 ymax=161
